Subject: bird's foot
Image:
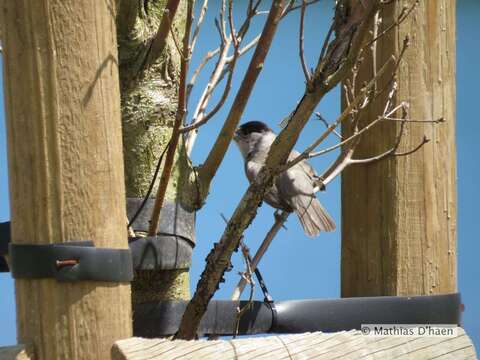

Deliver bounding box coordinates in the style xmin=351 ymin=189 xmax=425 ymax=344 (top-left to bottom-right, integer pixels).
xmin=274 ymin=210 xmax=288 ymax=230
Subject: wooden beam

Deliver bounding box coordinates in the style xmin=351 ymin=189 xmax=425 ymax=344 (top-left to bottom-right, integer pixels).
xmin=341 ymin=0 xmax=457 ymax=296
xmin=1 ymin=1 xmax=132 ymax=359
xmin=112 ymin=328 xmax=476 ymax=359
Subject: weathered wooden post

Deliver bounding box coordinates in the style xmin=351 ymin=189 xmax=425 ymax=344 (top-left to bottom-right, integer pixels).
xmin=1 ymin=1 xmax=132 ymax=358
xmin=341 ymin=0 xmax=457 ymax=296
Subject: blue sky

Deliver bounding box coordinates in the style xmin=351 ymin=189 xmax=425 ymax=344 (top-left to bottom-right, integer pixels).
xmin=1 ymin=0 xmax=478 ymax=350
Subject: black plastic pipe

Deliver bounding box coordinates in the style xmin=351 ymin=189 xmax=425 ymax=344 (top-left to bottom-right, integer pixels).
xmin=133 ymin=293 xmax=461 ymax=337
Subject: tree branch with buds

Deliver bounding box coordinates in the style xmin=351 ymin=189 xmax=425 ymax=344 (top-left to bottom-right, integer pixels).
xmin=174 ymin=0 xmax=382 ymax=339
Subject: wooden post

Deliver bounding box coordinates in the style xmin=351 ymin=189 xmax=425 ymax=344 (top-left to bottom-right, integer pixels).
xmin=341 ymin=0 xmax=457 ymax=296
xmin=1 ymin=1 xmax=132 ymax=359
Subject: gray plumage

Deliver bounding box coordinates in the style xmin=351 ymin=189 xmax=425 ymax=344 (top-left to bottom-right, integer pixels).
xmin=233 ymin=121 xmax=335 ymax=237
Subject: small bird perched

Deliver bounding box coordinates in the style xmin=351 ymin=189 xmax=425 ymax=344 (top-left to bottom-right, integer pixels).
xmin=233 ymin=121 xmax=335 ymax=237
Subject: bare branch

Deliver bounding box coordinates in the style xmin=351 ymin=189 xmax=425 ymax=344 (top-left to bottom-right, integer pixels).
xmin=392 ymin=136 xmax=430 ymax=156
xmin=364 ymin=0 xmax=418 ymax=48
xmin=299 ymin=0 xmax=310 ymax=81
xmin=184 ymin=40 xmax=232 ymax=132
xmin=175 ymin=0 xmax=289 ymax=340
xmin=283 ymin=0 xmax=321 ymax=15
xmin=233 ymin=242 xmax=255 ymax=339
xmin=175 ymin=0 xmax=381 ymax=340
xmin=182 ymin=41 xmax=239 ymax=154
xmin=231 ymin=211 xmax=289 ymax=301
xmin=347 ymin=106 xmax=429 ymax=165
xmin=148 ymin=0 xmax=194 ymax=236
xmin=315 ymin=112 xmax=342 ymax=140
xmin=143 ymin=0 xmax=182 ymax=70
xmin=185 ymin=35 xmax=259 ymax=111
xmin=227 ymin=35 xmax=261 ymax=62
xmin=186 ymin=48 xmax=221 ymax=104
xmin=182 ymin=3 xmax=262 ymax=150
xmin=383 ymin=117 xmax=445 ymax=123
xmin=194 ymin=0 xmax=288 ymax=202
xmin=219 ymin=0 xmax=227 ymax=42
xmin=228 ymin=0 xmax=239 ymax=48
xmin=285 ymin=55 xmax=395 ymax=171
xmin=309 ymin=103 xmax=404 ymax=159
xmin=191 ymin=0 xmax=209 ymax=54
xmin=371 ymin=10 xmax=380 ymax=93
xmin=314 ymin=89 xmax=403 ymax=189
xmin=189 ymin=66 xmax=236 ymax=133
xmin=317 ymin=22 xmax=334 ymax=67
xmin=290 ymin=34 xmax=411 ymax=170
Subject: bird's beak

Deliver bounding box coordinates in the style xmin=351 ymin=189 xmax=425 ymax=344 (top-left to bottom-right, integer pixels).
xmin=233 ymin=128 xmax=240 ymax=141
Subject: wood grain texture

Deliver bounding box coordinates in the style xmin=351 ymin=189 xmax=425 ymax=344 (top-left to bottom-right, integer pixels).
xmin=341 ymin=0 xmax=457 ymax=296
xmin=112 ymin=328 xmax=476 ymax=360
xmin=1 ymin=1 xmax=132 ymax=359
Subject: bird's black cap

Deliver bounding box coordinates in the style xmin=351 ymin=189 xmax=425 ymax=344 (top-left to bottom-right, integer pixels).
xmin=237 ymin=121 xmax=272 ymax=136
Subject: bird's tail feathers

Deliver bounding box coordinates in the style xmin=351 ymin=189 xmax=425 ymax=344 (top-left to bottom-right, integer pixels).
xmin=293 ymin=195 xmax=335 ymax=237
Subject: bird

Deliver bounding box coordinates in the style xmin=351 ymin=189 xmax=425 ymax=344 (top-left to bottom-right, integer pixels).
xmin=233 ymin=120 xmax=335 ymax=237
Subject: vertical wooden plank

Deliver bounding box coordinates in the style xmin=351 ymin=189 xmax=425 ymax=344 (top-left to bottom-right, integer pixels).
xmin=341 ymin=0 xmax=457 ymax=296
xmin=1 ymin=0 xmax=132 ymax=358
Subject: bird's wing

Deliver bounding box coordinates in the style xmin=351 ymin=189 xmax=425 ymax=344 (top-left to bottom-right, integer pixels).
xmin=288 ymin=150 xmax=318 ymax=180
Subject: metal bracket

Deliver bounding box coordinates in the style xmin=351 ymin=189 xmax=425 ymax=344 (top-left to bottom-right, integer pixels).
xmin=9 ymin=241 xmax=133 ymax=282
xmin=1 ymin=196 xmax=197 ymax=273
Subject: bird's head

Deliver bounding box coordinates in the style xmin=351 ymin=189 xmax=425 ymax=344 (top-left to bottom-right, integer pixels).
xmin=233 ymin=121 xmax=275 ymax=160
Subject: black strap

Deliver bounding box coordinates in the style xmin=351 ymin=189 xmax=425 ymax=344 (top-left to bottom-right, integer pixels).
xmin=253 ymin=266 xmax=277 ymax=330
xmin=9 ymin=241 xmax=133 ymax=282
xmin=254 ymin=267 xmax=274 ymax=303
xmin=0 ymin=222 xmax=10 ymax=256
xmin=129 ymin=235 xmax=192 ymax=270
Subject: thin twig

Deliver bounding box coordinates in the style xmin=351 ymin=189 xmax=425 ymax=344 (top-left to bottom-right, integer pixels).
xmin=184 ymin=40 xmax=232 ymax=131
xmin=190 ymin=0 xmax=209 ymax=54
xmin=315 ymin=112 xmax=342 ymax=140
xmin=313 ymin=88 xmax=403 ymax=189
xmin=284 ymin=55 xmax=395 ymax=171
xmin=226 ymin=35 xmax=261 ymax=62
xmin=318 ymin=21 xmax=334 ymax=65
xmin=231 ymin=211 xmax=289 ymax=301
xmin=364 ymin=0 xmax=418 ymax=48
xmin=309 ymin=102 xmax=404 ymax=159
xmin=189 ymin=65 xmax=236 ymax=133
xmin=228 ymin=0 xmax=239 ymax=48
xmin=371 ymin=10 xmax=380 ymax=93
xmin=299 ymin=0 xmax=310 ymax=81
xmin=182 ymin=38 xmax=239 ymax=154
xmin=233 ymin=242 xmax=255 ymax=339
xmin=283 ymin=0 xmax=321 ymax=15
xmin=182 ymin=1 xmax=261 ymax=152
xmin=186 ymin=48 xmax=221 ymax=105
xmin=219 ymin=0 xmax=227 ymax=42
xmin=383 ymin=117 xmax=445 ymax=123
xmin=290 ymin=34 xmax=410 ymax=170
